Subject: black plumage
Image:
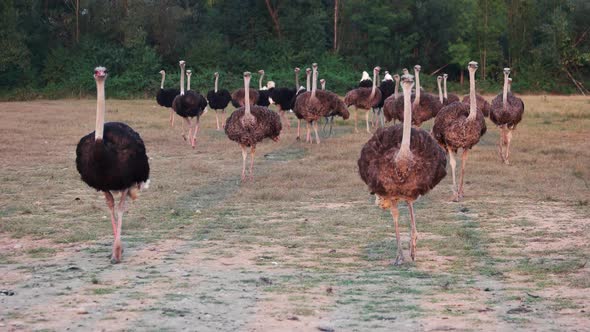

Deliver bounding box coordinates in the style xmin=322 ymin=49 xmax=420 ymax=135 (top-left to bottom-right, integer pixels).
xmin=173 ymin=91 xmax=208 ymax=118
xmin=156 ymin=88 xmax=179 ymax=108
xmin=207 ymin=89 xmax=231 ymax=110
xmin=270 ymin=87 xmax=297 ymax=111
xmin=257 ymin=89 xmax=272 ymax=107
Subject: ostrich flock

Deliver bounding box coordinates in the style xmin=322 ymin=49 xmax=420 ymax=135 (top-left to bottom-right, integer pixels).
xmin=76 ymin=60 xmax=524 ymax=264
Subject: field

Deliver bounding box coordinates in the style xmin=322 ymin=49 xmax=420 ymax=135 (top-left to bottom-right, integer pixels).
xmin=0 ymin=96 xmax=589 ymax=331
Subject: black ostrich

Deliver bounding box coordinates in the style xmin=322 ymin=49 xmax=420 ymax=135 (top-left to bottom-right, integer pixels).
xmin=372 ymin=72 xmax=395 ymax=128
xmin=269 ymin=68 xmax=299 ymax=131
xmin=156 ymin=70 xmax=180 ymax=127
xmin=256 ymin=70 xmax=271 ymax=107
xmin=172 ymin=62 xmax=208 ymax=148
xmin=76 ymin=67 xmax=150 ymax=264
xmin=206 ymin=72 xmax=231 ymax=130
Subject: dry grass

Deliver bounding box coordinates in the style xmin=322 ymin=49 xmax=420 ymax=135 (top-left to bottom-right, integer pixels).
xmin=0 ymin=95 xmax=589 ymax=331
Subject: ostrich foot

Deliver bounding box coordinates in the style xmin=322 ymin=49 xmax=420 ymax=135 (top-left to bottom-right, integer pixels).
xmin=110 ymin=241 xmax=123 ymax=264
xmin=451 ymin=192 xmax=461 ymax=202
xmin=182 ymin=133 xmax=187 ymax=141
xmin=393 ymin=253 xmax=405 ymax=266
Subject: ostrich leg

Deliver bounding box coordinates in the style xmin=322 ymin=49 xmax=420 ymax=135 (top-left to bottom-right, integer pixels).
xmin=354 ymin=107 xmax=359 ymax=133
xmin=390 ymin=201 xmax=405 ymax=266
xmin=497 ymin=127 xmax=507 ymax=163
xmin=365 ymin=110 xmax=371 ymax=133
xmin=191 ymin=117 xmax=200 ymax=148
xmin=104 ymin=192 xmax=117 ymax=238
xmin=221 ymin=110 xmax=227 ymax=129
xmin=408 ymin=201 xmax=418 ymax=261
xmin=170 ymin=110 xmax=175 ymax=127
xmin=296 ymin=119 xmax=302 ymax=141
xmin=249 ymin=146 xmax=256 ymax=181
xmin=448 ymin=148 xmax=459 ymax=201
xmin=305 ymin=122 xmax=311 ymax=143
xmin=504 ymin=130 xmax=513 ymax=164
xmin=312 ymin=121 xmax=321 ymax=144
xmin=379 ymin=108 xmax=385 ymax=127
xmin=458 ymin=149 xmax=469 ymax=200
xmin=111 ymin=189 xmax=128 ymax=264
xmin=240 ymin=145 xmax=248 ymax=181
xmin=182 ymin=118 xmax=191 ymax=142
xmin=215 ymin=110 xmax=220 ymax=130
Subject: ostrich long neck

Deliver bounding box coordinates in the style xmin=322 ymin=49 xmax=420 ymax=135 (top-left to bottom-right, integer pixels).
xmin=306 ymin=73 xmax=311 ymax=91
xmin=468 ymin=69 xmax=477 ymax=121
xmin=295 ymin=71 xmax=300 ymax=88
xmin=443 ymin=76 xmax=448 ymax=99
xmin=214 ymin=75 xmax=218 ymax=93
xmin=179 ymin=66 xmax=185 ymax=95
xmin=399 ymin=83 xmax=412 ymax=157
xmin=259 ymin=73 xmax=264 ymax=90
xmin=187 ymin=74 xmax=191 ymax=91
xmin=414 ymin=69 xmax=421 ymax=107
xmin=394 ymin=79 xmax=399 ymax=98
xmin=370 ymin=70 xmax=377 ymax=99
xmin=160 ymin=72 xmax=165 ymax=89
xmin=503 ymin=73 xmax=509 ymax=110
xmin=95 ymin=79 xmax=105 ymax=140
xmin=437 ymin=79 xmax=443 ymax=103
xmin=244 ymin=77 xmax=251 ymax=115
xmin=321 ymin=81 xmax=325 ymax=90
xmin=311 ymin=68 xmax=318 ymax=99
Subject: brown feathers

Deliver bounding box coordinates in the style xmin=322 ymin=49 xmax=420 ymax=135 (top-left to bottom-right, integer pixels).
xmin=344 ymin=87 xmax=382 ymax=110
xmin=231 ymin=88 xmax=259 ymax=107
xmin=490 ymin=92 xmax=524 ymax=129
xmin=225 ymin=106 xmax=281 ymax=147
xmin=384 ymin=93 xmax=442 ymax=126
xmin=432 ymin=102 xmax=487 ymax=152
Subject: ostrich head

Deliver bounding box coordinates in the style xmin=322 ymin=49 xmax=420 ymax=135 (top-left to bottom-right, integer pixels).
xmin=312 ymin=63 xmax=318 ymax=70
xmin=414 ymin=65 xmax=421 ymax=73
xmin=443 ymin=73 xmax=448 ymax=79
xmin=294 ymin=67 xmax=301 ymax=73
xmin=402 ymin=68 xmax=409 ymax=75
xmin=258 ymin=69 xmax=265 ymax=75
xmin=186 ymin=70 xmax=192 ymax=77
xmin=179 ymin=60 xmax=185 ymax=68
xmin=320 ymin=78 xmax=325 ymax=84
xmin=401 ymin=74 xmax=414 ymax=90
xmin=306 ymin=68 xmax=311 ymax=75
xmin=159 ymin=70 xmax=165 ymax=75
xmin=374 ymin=66 xmax=381 ymax=75
xmin=437 ymin=76 xmax=442 ymax=83
xmin=94 ymin=66 xmax=107 ymax=81
xmin=468 ymin=61 xmax=478 ymax=71
xmin=214 ymin=72 xmax=219 ymax=77
xmin=503 ymin=67 xmax=511 ymax=75
xmin=393 ymin=74 xmax=400 ymax=82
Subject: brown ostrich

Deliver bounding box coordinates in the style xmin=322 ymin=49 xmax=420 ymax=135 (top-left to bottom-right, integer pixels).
xmin=490 ymin=68 xmax=524 ymax=164
xmin=293 ymin=63 xmax=349 ymax=144
xmin=358 ymin=74 xmax=447 ymax=265
xmin=225 ymin=72 xmax=282 ymax=181
xmin=443 ymin=74 xmax=460 ymax=104
xmin=432 ymin=61 xmax=487 ymax=201
xmin=386 ymin=65 xmax=442 ymax=126
xmin=231 ymin=80 xmax=259 ymax=108
xmin=344 ymin=66 xmax=382 ymax=133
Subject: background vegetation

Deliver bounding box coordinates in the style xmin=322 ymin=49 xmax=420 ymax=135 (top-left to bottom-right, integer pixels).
xmin=0 ymin=0 xmax=588 ymax=99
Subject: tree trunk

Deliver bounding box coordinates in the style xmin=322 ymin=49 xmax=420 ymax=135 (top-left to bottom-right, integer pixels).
xmin=333 ymin=0 xmax=339 ymax=52
xmin=265 ymin=0 xmax=282 ymax=39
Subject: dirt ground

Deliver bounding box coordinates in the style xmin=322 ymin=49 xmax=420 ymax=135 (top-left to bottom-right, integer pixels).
xmin=0 ymin=96 xmax=589 ymax=331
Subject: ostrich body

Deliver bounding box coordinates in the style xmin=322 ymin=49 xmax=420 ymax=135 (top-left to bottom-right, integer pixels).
xmin=269 ymin=68 xmax=299 ymax=130
xmin=344 ymin=66 xmax=382 ymax=133
xmin=432 ymin=61 xmax=487 ymax=201
xmin=156 ymin=70 xmax=180 ymax=127
xmin=172 ymin=62 xmax=208 ymax=148
xmin=206 ymin=72 xmax=232 ymax=130
xmin=443 ymin=74 xmax=460 ymax=104
xmin=490 ymin=68 xmax=524 ymax=164
xmin=294 ymin=63 xmax=349 ymax=144
xmin=358 ymin=74 xmax=446 ymax=265
xmin=385 ymin=65 xmax=442 ymax=126
xmin=231 ymin=85 xmax=259 ymax=108
xmin=76 ymin=67 xmax=150 ymax=264
xmin=256 ymin=70 xmax=271 ymax=107
xmin=462 ymin=94 xmax=491 ymax=117
xmin=225 ymin=72 xmax=282 ymax=181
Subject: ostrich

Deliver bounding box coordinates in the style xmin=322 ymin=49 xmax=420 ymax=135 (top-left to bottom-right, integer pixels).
xmin=359 ymin=71 xmax=372 ymax=87
xmin=269 ymin=68 xmax=299 ymax=130
xmin=443 ymin=74 xmax=460 ymax=104
xmin=490 ymin=68 xmax=524 ymax=164
xmin=156 ymin=70 xmax=180 ymax=127
xmin=386 ymin=65 xmax=442 ymax=126
xmin=256 ymin=70 xmax=271 ymax=107
xmin=345 ymin=66 xmax=382 ymax=133
xmin=372 ymin=72 xmax=395 ymax=128
xmin=293 ymin=63 xmax=349 ymax=144
xmin=172 ymin=61 xmax=208 ymax=148
xmin=358 ymin=74 xmax=447 ymax=265
xmin=225 ymin=72 xmax=282 ymax=181
xmin=76 ymin=67 xmax=150 ymax=264
xmin=206 ymin=72 xmax=232 ymax=130
xmin=432 ymin=61 xmax=487 ymax=201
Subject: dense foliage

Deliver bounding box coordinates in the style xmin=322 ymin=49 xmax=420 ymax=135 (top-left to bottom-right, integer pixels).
xmin=1 ymin=0 xmax=588 ymax=100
